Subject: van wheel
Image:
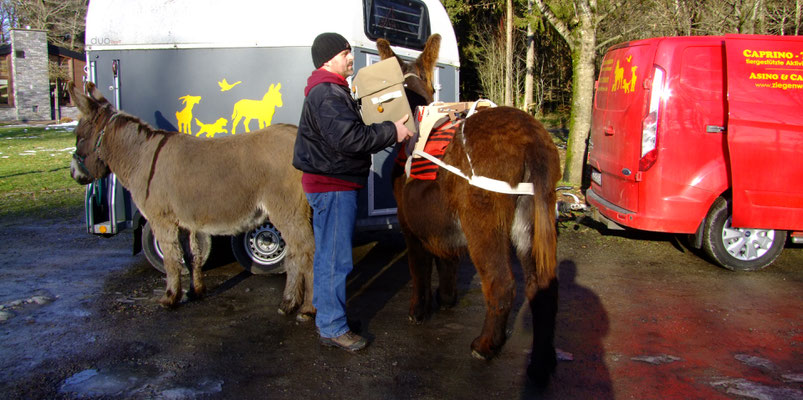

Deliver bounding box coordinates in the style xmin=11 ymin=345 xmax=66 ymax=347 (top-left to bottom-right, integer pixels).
xmin=231 ymin=221 xmax=287 ymax=275
xmin=702 ymin=197 xmax=786 ymax=271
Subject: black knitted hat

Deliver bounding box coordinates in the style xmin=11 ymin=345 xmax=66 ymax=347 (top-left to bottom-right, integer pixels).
xmin=311 ymin=32 xmax=351 ymax=69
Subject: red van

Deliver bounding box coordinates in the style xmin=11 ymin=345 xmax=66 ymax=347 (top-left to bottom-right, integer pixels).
xmin=586 ymin=34 xmax=803 ymax=271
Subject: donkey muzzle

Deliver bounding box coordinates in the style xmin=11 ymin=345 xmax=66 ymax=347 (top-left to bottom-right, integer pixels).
xmin=71 ymin=152 xmax=94 ymax=184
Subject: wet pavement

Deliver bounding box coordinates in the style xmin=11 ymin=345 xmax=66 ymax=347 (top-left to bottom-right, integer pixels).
xmin=0 ymin=213 xmax=801 ymax=399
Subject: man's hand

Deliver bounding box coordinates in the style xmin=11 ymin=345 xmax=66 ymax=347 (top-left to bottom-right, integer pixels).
xmin=394 ymin=114 xmax=413 ymax=143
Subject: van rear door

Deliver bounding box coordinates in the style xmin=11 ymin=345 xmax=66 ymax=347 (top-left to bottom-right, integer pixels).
xmin=724 ymin=34 xmax=803 ymax=230
xmin=589 ymin=40 xmax=655 ymax=212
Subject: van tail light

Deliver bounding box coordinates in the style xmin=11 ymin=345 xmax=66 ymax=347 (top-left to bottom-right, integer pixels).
xmin=639 ymin=67 xmax=666 ymax=171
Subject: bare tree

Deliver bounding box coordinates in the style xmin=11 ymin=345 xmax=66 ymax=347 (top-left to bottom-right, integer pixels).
xmin=533 ymin=0 xmax=625 ymax=184
xmin=505 ymin=0 xmax=514 ymax=105
xmin=524 ymin=0 xmax=536 ymax=111
xmin=13 ymin=0 xmax=86 ymax=51
xmin=0 ymin=0 xmax=19 ymax=44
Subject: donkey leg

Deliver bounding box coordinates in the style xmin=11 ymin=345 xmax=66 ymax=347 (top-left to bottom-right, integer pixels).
xmin=468 ymin=254 xmax=515 ymax=360
xmin=516 ymin=242 xmax=558 ymax=385
xmin=404 ymin=235 xmax=434 ymax=324
xmin=281 ymin=221 xmax=317 ymax=320
xmin=514 ymin=197 xmax=558 ymax=386
xmin=186 ymin=231 xmax=211 ymax=300
xmin=270 ymin=211 xmax=316 ymax=319
xmin=152 ymin=223 xmax=184 ymax=308
xmin=434 ymin=257 xmax=459 ymax=310
xmin=460 ymin=205 xmax=516 ymax=360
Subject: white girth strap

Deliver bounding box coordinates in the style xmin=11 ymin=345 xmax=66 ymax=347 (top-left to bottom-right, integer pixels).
xmin=411 ymin=149 xmax=535 ymax=195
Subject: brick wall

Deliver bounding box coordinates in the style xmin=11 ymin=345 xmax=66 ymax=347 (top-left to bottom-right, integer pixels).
xmin=10 ymin=29 xmax=52 ymax=121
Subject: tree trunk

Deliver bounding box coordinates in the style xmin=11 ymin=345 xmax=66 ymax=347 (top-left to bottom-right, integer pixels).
xmin=563 ymin=26 xmax=596 ymax=184
xmin=505 ymin=0 xmax=514 ymax=106
xmin=524 ymin=0 xmax=535 ymax=112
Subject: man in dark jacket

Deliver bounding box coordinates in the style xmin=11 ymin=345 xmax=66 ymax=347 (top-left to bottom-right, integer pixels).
xmin=293 ymin=32 xmax=412 ymax=352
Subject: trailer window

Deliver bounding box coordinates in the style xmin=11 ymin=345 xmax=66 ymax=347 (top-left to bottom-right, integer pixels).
xmin=364 ymin=0 xmax=431 ymax=50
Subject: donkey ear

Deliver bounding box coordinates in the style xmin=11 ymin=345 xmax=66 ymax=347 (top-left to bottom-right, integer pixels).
xmin=376 ymin=38 xmax=396 ymax=60
xmin=68 ymin=81 xmax=99 ymax=116
xmin=416 ymin=34 xmax=441 ymax=73
xmin=86 ymin=82 xmax=111 ymax=106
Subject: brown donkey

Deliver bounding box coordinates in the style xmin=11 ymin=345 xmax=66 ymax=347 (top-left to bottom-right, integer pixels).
xmin=379 ymin=35 xmax=561 ymax=384
xmin=68 ymin=83 xmax=315 ymax=317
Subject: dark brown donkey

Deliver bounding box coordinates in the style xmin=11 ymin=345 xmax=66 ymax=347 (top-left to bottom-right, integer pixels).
xmin=379 ymin=35 xmax=561 ymax=384
xmin=67 ymin=83 xmax=315 ymax=318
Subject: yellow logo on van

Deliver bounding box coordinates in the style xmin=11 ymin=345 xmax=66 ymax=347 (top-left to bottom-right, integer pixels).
xmin=612 ymin=59 xmax=638 ymax=94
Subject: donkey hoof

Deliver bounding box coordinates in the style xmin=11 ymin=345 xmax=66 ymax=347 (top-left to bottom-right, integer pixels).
xmin=158 ymin=295 xmax=180 ymax=308
xmin=436 ymin=289 xmax=457 ymax=310
xmin=186 ymin=287 xmax=206 ymax=301
xmin=471 ymin=349 xmax=491 ymax=360
xmin=527 ymin=363 xmax=554 ymax=389
xmin=278 ymin=299 xmax=300 ymax=316
xmin=407 ymin=314 xmax=425 ymax=325
xmin=295 ymin=312 xmax=314 ymax=322
xmin=470 ymin=337 xmax=498 ymax=360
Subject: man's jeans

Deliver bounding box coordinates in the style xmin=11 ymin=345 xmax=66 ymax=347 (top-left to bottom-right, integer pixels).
xmin=306 ymin=190 xmax=358 ymax=338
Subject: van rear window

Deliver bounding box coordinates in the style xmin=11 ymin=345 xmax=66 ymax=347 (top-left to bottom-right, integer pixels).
xmin=364 ymin=0 xmax=431 ymax=50
xmin=595 ymin=44 xmax=651 ymax=111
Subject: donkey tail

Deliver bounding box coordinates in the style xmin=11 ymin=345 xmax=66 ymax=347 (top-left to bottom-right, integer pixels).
xmin=530 ymin=183 xmax=558 ymax=286
xmin=519 ymin=139 xmax=561 ymax=385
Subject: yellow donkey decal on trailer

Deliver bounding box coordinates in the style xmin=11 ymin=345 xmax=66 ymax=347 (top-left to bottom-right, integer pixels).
xmin=230 ymin=83 xmax=283 ymax=134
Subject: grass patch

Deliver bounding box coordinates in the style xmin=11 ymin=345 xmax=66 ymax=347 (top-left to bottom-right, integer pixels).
xmin=0 ymin=125 xmax=85 ymax=218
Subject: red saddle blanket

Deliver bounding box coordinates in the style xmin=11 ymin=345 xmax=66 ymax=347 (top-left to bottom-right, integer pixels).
xmin=396 ymin=118 xmax=463 ymax=180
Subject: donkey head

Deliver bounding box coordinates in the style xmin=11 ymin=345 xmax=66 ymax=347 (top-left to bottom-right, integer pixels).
xmin=67 ymin=82 xmax=117 ymax=184
xmin=376 ymin=34 xmax=441 ymax=108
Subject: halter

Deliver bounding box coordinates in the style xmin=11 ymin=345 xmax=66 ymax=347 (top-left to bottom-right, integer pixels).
xmin=72 ymin=110 xmax=122 ymax=177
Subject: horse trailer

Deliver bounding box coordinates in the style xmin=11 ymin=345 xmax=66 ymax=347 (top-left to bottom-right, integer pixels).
xmin=82 ymin=0 xmax=460 ymax=273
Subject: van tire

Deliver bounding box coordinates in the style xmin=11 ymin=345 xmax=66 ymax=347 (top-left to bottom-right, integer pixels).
xmin=702 ymin=197 xmax=786 ymax=271
xmin=231 ymin=221 xmax=287 ymax=275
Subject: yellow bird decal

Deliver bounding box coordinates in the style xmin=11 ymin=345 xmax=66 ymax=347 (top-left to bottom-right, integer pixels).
xmin=218 ymin=78 xmax=242 ymax=92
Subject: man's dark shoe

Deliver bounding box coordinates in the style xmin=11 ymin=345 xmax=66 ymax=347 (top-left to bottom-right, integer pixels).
xmin=320 ymin=331 xmax=368 ymax=352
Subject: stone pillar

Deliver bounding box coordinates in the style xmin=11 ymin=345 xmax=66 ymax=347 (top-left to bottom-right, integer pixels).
xmin=10 ymin=29 xmax=52 ymax=121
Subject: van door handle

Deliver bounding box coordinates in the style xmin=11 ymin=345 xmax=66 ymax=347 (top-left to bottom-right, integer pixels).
xmin=604 ymin=127 xmax=615 ymax=136
xmin=706 ymin=125 xmax=725 ymax=133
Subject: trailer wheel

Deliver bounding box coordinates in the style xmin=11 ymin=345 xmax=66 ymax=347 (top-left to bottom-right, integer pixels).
xmin=231 ymin=221 xmax=287 ymax=275
xmin=142 ymin=220 xmax=166 ymax=273
xmin=141 ymin=221 xmax=188 ymax=275
xmin=702 ymin=197 xmax=786 ymax=271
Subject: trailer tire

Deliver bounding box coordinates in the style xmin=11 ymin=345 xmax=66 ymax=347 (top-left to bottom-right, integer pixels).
xmin=141 ymin=221 xmax=189 ymax=275
xmin=702 ymin=197 xmax=786 ymax=271
xmin=142 ymin=220 xmax=166 ymax=273
xmin=231 ymin=221 xmax=287 ymax=275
